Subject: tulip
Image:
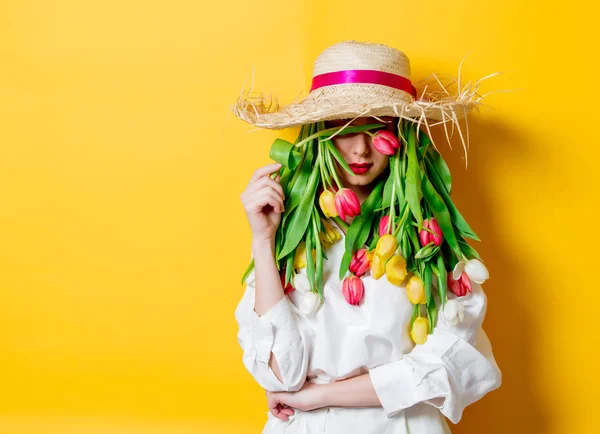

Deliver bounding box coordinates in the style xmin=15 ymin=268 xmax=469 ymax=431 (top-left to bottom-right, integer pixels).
xmin=292 ymin=272 xmax=311 ymax=293
xmin=375 ymin=234 xmax=397 ymax=261
xmin=319 ymin=190 xmax=338 ymax=218
xmin=342 ymin=275 xmax=365 ymax=305
xmin=319 ymin=218 xmax=342 ymax=247
xmin=299 ymin=291 xmax=321 ymax=315
xmin=370 ymin=253 xmax=385 ymax=279
xmin=410 ymin=317 xmax=429 ymax=345
xmin=406 ymin=274 xmax=426 ymax=304
xmin=293 ymin=241 xmax=316 ymax=270
xmin=372 ymin=130 xmax=401 ymax=156
xmin=385 ymin=254 xmax=408 ymax=286
xmin=334 ymin=188 xmax=361 ymax=222
xmin=442 ymin=299 xmax=465 ymax=325
xmin=419 ymin=217 xmax=443 ymax=247
xmin=378 ymin=215 xmax=392 ymax=236
xmin=464 ymin=259 xmax=489 ymax=284
xmin=279 ymin=270 xmax=295 ymax=295
xmin=452 ymin=258 xmax=489 ymax=284
xmin=447 ymin=271 xmax=472 ymax=297
xmin=350 ymin=248 xmax=371 ymax=277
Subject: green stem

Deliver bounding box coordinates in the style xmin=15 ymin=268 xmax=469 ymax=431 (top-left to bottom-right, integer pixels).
xmin=333 ymin=216 xmax=349 ymax=231
xmin=295 ymin=123 xmax=385 ymax=148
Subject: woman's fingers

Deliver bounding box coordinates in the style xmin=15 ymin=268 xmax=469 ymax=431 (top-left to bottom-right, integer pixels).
xmin=250 ymin=162 xmax=282 ymax=183
xmin=247 ymin=175 xmax=285 ymax=202
xmin=246 ymin=191 xmax=284 ymax=214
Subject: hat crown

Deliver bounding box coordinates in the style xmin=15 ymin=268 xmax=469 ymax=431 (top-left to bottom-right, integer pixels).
xmin=312 ymin=40 xmax=412 ymax=79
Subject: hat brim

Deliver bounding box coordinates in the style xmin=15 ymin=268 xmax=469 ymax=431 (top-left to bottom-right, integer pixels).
xmin=231 ymin=72 xmax=487 ymax=130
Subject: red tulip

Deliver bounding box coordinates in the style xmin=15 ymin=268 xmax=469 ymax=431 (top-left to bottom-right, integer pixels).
xmin=447 ymin=271 xmax=472 ymax=297
xmin=378 ymin=215 xmax=392 ymax=236
xmin=279 ymin=270 xmax=295 ymax=295
xmin=342 ymin=275 xmax=365 ymax=305
xmin=334 ymin=188 xmax=361 ymax=222
xmin=419 ymin=217 xmax=443 ymax=247
xmin=372 ymin=130 xmax=401 ymax=156
xmin=349 ymin=248 xmax=370 ymax=277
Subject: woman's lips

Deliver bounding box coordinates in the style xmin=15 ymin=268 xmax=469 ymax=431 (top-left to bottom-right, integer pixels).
xmin=349 ymin=163 xmax=373 ymax=174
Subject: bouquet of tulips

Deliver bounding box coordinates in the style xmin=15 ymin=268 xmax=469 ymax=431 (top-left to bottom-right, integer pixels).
xmin=241 ymin=119 xmax=489 ymax=345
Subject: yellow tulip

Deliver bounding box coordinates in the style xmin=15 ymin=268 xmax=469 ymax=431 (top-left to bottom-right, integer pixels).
xmin=406 ymin=274 xmax=426 ymax=304
xmin=319 ymin=190 xmax=338 ymax=218
xmin=370 ymin=253 xmax=385 ymax=279
xmin=319 ymin=218 xmax=342 ymax=247
xmin=385 ymin=254 xmax=408 ymax=286
xmin=293 ymin=241 xmax=316 ymax=270
xmin=410 ymin=317 xmax=429 ymax=345
xmin=375 ymin=234 xmax=397 ymax=261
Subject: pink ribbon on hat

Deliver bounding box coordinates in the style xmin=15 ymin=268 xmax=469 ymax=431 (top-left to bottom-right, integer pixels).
xmin=310 ymin=69 xmax=417 ymax=98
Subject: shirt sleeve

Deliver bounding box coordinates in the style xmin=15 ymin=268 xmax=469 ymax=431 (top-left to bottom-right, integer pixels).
xmin=367 ymin=280 xmax=502 ymax=424
xmin=234 ymin=265 xmax=310 ymax=392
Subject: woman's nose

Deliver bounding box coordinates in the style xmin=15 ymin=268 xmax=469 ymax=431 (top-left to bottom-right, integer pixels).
xmin=353 ymin=134 xmax=370 ymax=155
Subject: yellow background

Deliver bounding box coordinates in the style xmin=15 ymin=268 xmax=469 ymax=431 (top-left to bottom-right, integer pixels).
xmin=0 ymin=0 xmax=597 ymax=433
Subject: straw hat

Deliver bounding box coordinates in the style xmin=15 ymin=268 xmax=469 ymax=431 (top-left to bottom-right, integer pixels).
xmin=231 ymin=40 xmax=499 ymax=141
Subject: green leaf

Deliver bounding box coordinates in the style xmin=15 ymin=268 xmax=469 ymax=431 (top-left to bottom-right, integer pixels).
xmin=421 ymin=175 xmax=462 ymax=259
xmin=426 ymin=145 xmax=452 ymax=194
xmin=457 ymin=234 xmax=482 ymax=260
xmin=424 ymin=157 xmax=480 ymax=241
xmin=241 ymin=258 xmax=254 ymax=285
xmin=277 ymin=161 xmax=321 ymax=260
xmin=405 ymin=122 xmax=423 ymax=231
xmin=427 ymin=296 xmax=437 ymax=334
xmin=424 ymin=262 xmax=432 ymax=305
xmin=324 ymin=139 xmax=353 ymax=175
xmin=269 ymin=138 xmax=302 ymax=171
xmin=305 ymin=225 xmax=315 ymax=292
xmin=312 ymin=208 xmax=324 ymax=298
xmin=436 ymin=254 xmax=448 ymax=307
xmin=414 ymin=242 xmax=440 ymax=260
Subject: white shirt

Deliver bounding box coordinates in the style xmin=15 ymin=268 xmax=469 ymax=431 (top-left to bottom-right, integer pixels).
xmin=234 ymin=220 xmax=502 ymax=433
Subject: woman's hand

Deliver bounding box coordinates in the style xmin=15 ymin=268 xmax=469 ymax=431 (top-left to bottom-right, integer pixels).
xmin=240 ymin=162 xmax=285 ymax=244
xmin=266 ymin=382 xmax=325 ymax=421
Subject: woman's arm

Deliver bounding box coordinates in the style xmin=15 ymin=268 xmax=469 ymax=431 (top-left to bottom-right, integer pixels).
xmin=319 ymin=373 xmax=382 ymax=408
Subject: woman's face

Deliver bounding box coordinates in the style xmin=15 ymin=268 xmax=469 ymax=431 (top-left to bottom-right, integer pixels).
xmin=324 ymin=116 xmax=396 ymax=188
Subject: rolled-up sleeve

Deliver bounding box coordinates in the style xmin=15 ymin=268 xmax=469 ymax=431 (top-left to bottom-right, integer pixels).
xmin=368 ymin=281 xmax=502 ymax=424
xmin=234 ymin=268 xmax=309 ymax=392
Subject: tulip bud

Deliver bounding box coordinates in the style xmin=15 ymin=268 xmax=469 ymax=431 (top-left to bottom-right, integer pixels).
xmin=375 ymin=234 xmax=397 ymax=261
xmin=419 ymin=218 xmax=443 ymax=247
xmin=299 ymin=291 xmax=321 ymax=315
xmin=410 ymin=317 xmax=429 ymax=345
xmin=442 ymin=300 xmax=465 ymax=325
xmin=292 ymin=272 xmax=311 ymax=293
xmin=293 ymin=241 xmax=316 ymax=270
xmin=447 ymin=271 xmax=472 ymax=297
xmin=370 ymin=253 xmax=385 ymax=279
xmin=406 ymin=274 xmax=426 ymax=304
xmin=464 ymin=259 xmax=489 ymax=284
xmin=378 ymin=215 xmax=392 ymax=236
xmin=279 ymin=270 xmax=295 ymax=295
xmin=349 ymin=248 xmax=371 ymax=277
xmin=372 ymin=130 xmax=401 ymax=156
xmin=385 ymin=254 xmax=408 ymax=286
xmin=342 ymin=275 xmax=365 ymax=305
xmin=334 ymin=188 xmax=361 ymax=222
xmin=319 ymin=218 xmax=342 ymax=247
xmin=319 ymin=190 xmax=338 ymax=218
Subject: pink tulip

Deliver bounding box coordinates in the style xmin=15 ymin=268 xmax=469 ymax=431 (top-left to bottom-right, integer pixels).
xmin=342 ymin=275 xmax=365 ymax=305
xmin=334 ymin=188 xmax=361 ymax=222
xmin=378 ymin=215 xmax=392 ymax=236
xmin=349 ymin=248 xmax=370 ymax=277
xmin=419 ymin=217 xmax=443 ymax=247
xmin=372 ymin=130 xmax=401 ymax=156
xmin=447 ymin=271 xmax=472 ymax=297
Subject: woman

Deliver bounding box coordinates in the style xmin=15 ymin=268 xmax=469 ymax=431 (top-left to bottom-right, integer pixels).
xmin=233 ymin=41 xmax=502 ymax=433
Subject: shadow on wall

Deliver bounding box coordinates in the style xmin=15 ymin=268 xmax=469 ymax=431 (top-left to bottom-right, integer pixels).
xmin=430 ymin=113 xmax=549 ymax=434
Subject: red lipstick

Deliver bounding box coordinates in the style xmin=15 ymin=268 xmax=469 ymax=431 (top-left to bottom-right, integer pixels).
xmin=349 ymin=163 xmax=373 ymax=175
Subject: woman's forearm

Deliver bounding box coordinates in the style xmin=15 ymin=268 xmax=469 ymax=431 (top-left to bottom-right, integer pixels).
xmin=252 ymin=237 xmax=287 ymax=382
xmin=319 ymin=373 xmax=382 ymax=408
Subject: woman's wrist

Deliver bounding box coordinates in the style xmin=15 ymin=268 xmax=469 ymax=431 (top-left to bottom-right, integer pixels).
xmin=252 ymin=236 xmax=275 ymax=253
